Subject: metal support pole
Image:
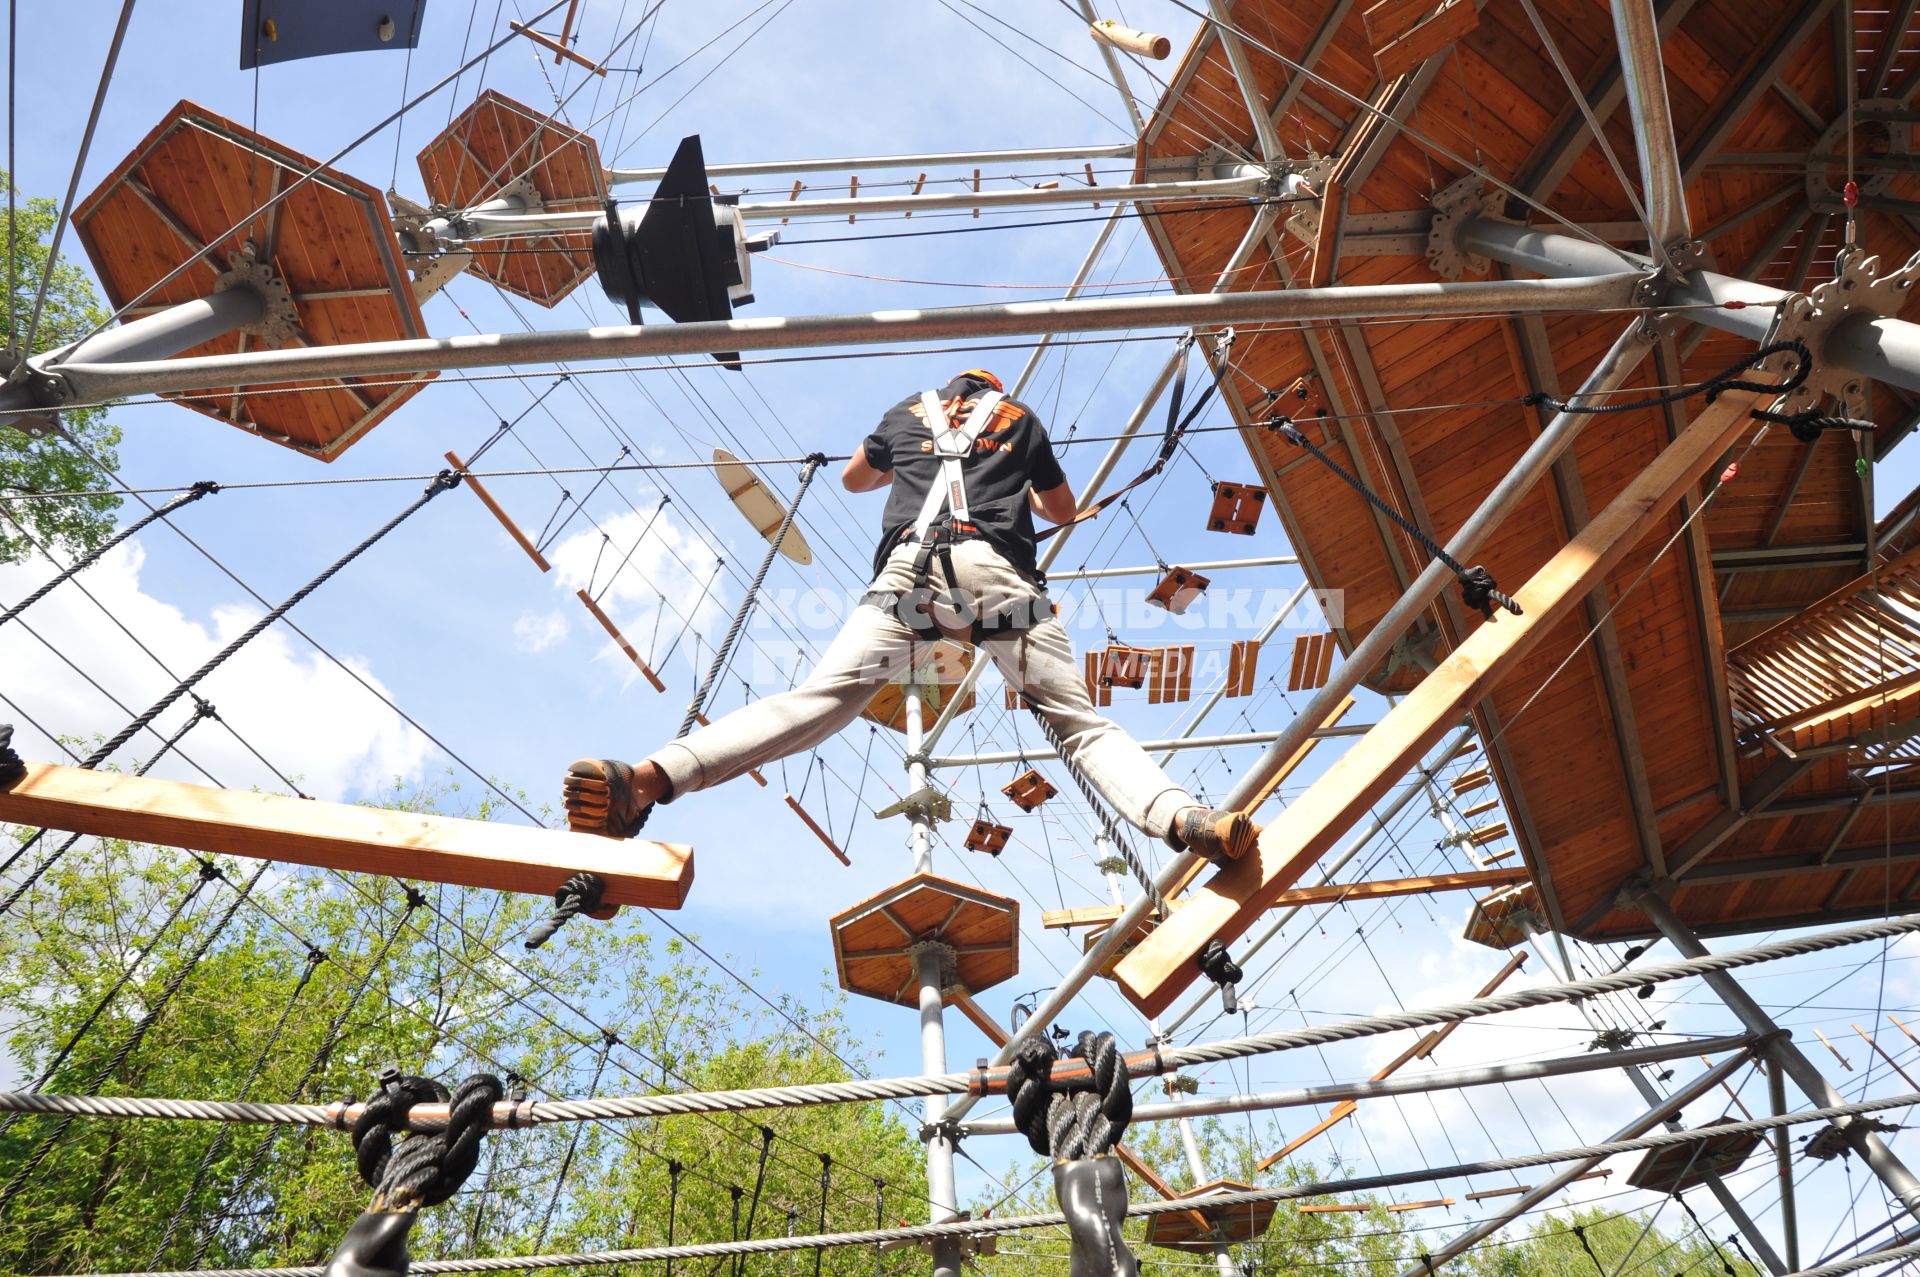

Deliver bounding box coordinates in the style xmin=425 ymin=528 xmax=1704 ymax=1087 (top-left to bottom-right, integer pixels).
xmin=1073 ymin=0 xmax=1149 ymax=136
xmin=1515 ymin=913 xmax=1789 ymax=1274
xmin=21 ymin=269 xmax=1634 ymax=409
xmin=927 ymin=722 xmax=1371 ymax=769
xmin=606 ymin=142 xmax=1139 ymax=185
xmin=904 ymin=684 xmax=933 ymax=876
xmin=1009 ymin=204 xmax=1127 ymax=399
xmin=1770 ymin=1058 xmax=1802 ymax=1271
xmin=914 ymin=941 xmax=962 ymax=1277
xmin=1610 ymin=0 xmax=1692 ymax=253
xmin=48 ymin=288 xmax=265 ymax=366
xmin=464 ymin=176 xmax=1266 ymax=231
xmin=958 ymin=1032 xmax=1753 ymax=1135
xmin=1157 ymin=581 xmax=1311 ymax=765
xmin=1204 ymin=0 xmax=1286 ymax=162
xmin=1158 ymin=728 xmax=1478 ymax=1035
xmin=1398 ymin=1049 xmax=1755 ymax=1277
xmin=1626 ymin=881 xmax=1920 ymax=1224
xmin=1156 ymin=1013 xmax=1243 ymax=1277
xmin=1211 ymin=322 xmax=1653 ymax=821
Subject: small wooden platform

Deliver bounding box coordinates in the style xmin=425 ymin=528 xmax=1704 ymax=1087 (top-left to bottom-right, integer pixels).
xmin=711 ymin=448 xmax=814 ymax=565
xmin=861 ymin=641 xmax=977 ymax=733
xmin=1140 ymin=1180 xmax=1278 ymax=1251
xmin=828 ymin=874 xmax=1018 ymax=1006
xmin=416 ymin=89 xmax=603 ymax=306
xmin=72 ymin=100 xmax=432 ymax=460
xmin=0 ymin=762 xmax=693 ymax=909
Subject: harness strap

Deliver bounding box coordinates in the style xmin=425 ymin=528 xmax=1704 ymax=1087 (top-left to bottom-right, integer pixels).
xmin=910 ymin=388 xmax=1004 ymax=541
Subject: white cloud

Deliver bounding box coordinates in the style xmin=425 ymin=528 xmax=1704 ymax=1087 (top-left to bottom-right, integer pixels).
xmin=0 ymin=543 xmax=430 ymax=802
xmin=512 ymin=608 xmax=571 ymax=654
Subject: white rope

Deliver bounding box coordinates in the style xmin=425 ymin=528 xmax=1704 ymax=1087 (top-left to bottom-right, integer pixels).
xmin=7 ymin=910 xmax=1920 ymax=1131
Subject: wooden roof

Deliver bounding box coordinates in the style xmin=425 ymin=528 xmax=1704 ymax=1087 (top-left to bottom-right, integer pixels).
xmin=1137 ymin=0 xmax=1920 ymax=942
xmin=72 ymin=100 xmax=432 ymax=460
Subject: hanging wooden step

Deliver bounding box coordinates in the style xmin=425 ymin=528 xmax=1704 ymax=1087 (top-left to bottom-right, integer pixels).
xmin=784 ymin=794 xmax=850 ymax=866
xmin=1001 ymin=769 xmax=1057 ymax=812
xmin=1146 ymin=566 xmax=1210 ymax=615
xmin=1205 ymin=482 xmax=1267 ymax=535
xmin=575 ymin=589 xmax=666 ymax=693
xmin=1467 ymin=822 xmax=1509 ymax=846
xmin=1288 ymin=632 xmax=1337 ymax=691
xmin=1148 ymin=645 xmax=1195 ymax=705
xmin=964 ymin=819 xmax=1013 ymax=856
xmin=1451 ymin=767 xmax=1491 ymax=795
xmin=1460 ymin=798 xmax=1498 ymax=819
xmin=1226 ymin=638 xmax=1261 ymax=698
xmin=446 ymin=450 xmax=551 ymax=572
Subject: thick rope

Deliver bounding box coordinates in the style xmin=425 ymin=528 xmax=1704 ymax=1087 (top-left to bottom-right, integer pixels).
xmin=356 ymin=1073 xmax=504 ymax=1211
xmin=20 ymin=909 xmax=1920 ymax=1131
xmin=677 ymin=454 xmax=825 ymax=738
xmin=0 ymin=481 xmax=218 ymax=632
xmin=1019 ymin=703 xmax=1164 ymax=914
xmin=66 ymin=1089 xmax=1920 ymax=1277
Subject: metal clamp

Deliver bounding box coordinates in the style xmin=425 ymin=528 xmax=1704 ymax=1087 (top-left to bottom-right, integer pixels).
xmin=1767 ymin=245 xmax=1920 ymax=421
xmin=1425 ymin=176 xmax=1506 ymax=281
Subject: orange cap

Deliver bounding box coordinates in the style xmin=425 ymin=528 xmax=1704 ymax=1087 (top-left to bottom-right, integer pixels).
xmin=959 ymin=368 xmax=1004 ymax=391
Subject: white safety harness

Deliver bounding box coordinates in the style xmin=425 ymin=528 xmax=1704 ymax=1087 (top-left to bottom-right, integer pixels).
xmin=909 ymin=387 xmax=1003 ymax=541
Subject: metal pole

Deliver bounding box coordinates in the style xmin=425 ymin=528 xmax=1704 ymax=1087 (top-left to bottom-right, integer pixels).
xmin=1072 ymin=0 xmax=1148 ymax=136
xmin=1625 ymin=881 xmax=1920 ymax=1224
xmin=914 ymin=941 xmax=962 ymax=1277
xmin=1211 ymin=322 xmax=1653 ymax=819
xmin=1513 ymin=913 xmax=1789 ymax=1274
xmin=464 ymin=176 xmax=1267 ymax=231
xmin=958 ymin=1032 xmax=1753 ymax=1135
xmin=1398 ymin=1049 xmax=1755 ymax=1277
xmin=1009 ymin=204 xmax=1127 ymax=398
xmin=1049 ymin=555 xmax=1301 ymax=581
xmin=606 ymin=142 xmax=1139 ymax=185
xmin=917 ymin=200 xmax=1286 ymax=755
xmin=1770 ymin=1058 xmax=1802 ymax=1271
xmin=926 ymin=722 xmax=1372 ymax=769
xmin=1159 ymin=728 xmax=1477 ymax=1035
xmin=1156 ymin=582 xmax=1311 ymax=765
xmin=24 ymin=271 xmax=1637 ymax=408
xmin=46 ymin=289 xmax=265 ymax=366
xmin=1203 ymin=0 xmax=1286 ymax=162
xmin=904 ymin=684 xmax=932 ymax=876
xmin=1610 ymin=0 xmax=1692 ymax=252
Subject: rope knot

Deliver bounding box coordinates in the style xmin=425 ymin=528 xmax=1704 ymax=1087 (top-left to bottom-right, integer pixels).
xmin=189 ymin=480 xmax=221 ymax=497
xmin=525 ymin=871 xmax=608 ymax=951
xmin=353 ymin=1072 xmax=502 ymax=1211
xmin=1459 ymin=566 xmax=1522 ymax=620
xmin=0 ymin=724 xmax=23 ymax=785
xmin=1197 ymin=939 xmax=1244 ymax=1013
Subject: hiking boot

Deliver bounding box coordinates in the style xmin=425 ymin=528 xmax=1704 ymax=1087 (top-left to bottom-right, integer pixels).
xmin=563 ymin=758 xmax=652 ymax=838
xmin=1166 ymin=807 xmax=1257 ymax=863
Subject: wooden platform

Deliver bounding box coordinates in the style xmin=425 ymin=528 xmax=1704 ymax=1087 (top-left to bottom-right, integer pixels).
xmin=1140 ymin=1180 xmax=1278 ymax=1251
xmin=416 ymin=89 xmax=603 ymax=306
xmin=1133 ymin=0 xmax=1920 ymax=945
xmin=0 ymin=762 xmax=693 ymax=909
xmin=71 ymin=100 xmax=432 ymax=460
xmin=828 ymin=874 xmax=1018 ymax=1006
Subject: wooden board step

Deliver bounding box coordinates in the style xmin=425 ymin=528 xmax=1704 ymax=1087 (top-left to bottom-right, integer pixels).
xmin=1460 ymin=798 xmax=1498 ymax=819
xmin=1468 ymin=822 xmax=1509 ymax=846
xmin=1451 ymin=768 xmax=1491 ymax=795
xmin=0 ymin=761 xmax=693 ymax=909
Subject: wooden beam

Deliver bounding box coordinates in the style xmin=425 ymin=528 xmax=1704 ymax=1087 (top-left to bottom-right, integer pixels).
xmin=446 ymin=450 xmax=552 ymax=573
xmin=1043 ymin=868 xmax=1530 ymax=930
xmin=0 ymin=762 xmax=693 ymax=909
xmin=1113 ymin=389 xmax=1769 ymax=1016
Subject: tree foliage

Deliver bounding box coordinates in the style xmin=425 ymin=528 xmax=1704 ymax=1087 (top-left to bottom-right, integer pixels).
xmin=1 ymin=175 xmax=122 ymax=564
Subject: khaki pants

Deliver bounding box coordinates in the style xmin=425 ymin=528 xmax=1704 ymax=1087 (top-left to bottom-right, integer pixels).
xmin=648 ymin=540 xmax=1196 ymax=836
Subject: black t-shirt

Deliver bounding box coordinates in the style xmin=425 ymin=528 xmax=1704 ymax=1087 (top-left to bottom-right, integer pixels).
xmin=862 ymin=376 xmax=1067 ymax=583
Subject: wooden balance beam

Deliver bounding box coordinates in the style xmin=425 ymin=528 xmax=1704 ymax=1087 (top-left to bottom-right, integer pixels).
xmin=0 ymin=761 xmax=693 ymax=909
xmin=1112 ymin=387 xmax=1768 ymax=1016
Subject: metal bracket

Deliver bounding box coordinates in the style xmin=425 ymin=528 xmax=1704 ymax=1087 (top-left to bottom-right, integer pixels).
xmin=1283 ymin=154 xmax=1337 ymax=249
xmin=1768 ymin=245 xmax=1920 ymax=420
xmin=908 ymin=938 xmax=959 ymax=989
xmin=214 ymin=243 xmax=300 ymax=347
xmin=1424 ymin=176 xmax=1505 ymax=280
xmin=873 ymin=784 xmax=952 ymax=824
xmin=1806 ymin=102 xmax=1915 ymax=215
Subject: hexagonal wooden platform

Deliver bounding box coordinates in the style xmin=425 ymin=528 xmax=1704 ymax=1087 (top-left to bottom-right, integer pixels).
xmin=71 ymin=100 xmax=432 ymax=460
xmin=416 ymin=89 xmax=603 ymax=306
xmin=828 ymin=874 xmax=1018 ymax=1007
xmin=860 ymin=640 xmax=977 ymax=733
xmin=1140 ymin=1180 xmax=1277 ymax=1251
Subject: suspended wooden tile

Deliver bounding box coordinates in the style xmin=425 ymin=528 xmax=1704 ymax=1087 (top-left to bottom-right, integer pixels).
xmin=1084 ymin=650 xmax=1113 ymax=707
xmin=71 ymin=100 xmax=433 ymax=460
xmin=964 ymin=819 xmax=1013 ymax=856
xmin=1225 ymin=639 xmax=1261 ymax=698
xmin=1001 ymin=768 xmax=1057 ymax=812
xmin=415 ymin=89 xmax=604 ymax=306
xmin=1097 ymin=643 xmax=1151 ymax=690
xmin=1147 ymin=644 xmax=1195 ymax=704
xmin=1146 ymin=566 xmax=1211 ymax=615
xmin=1206 ymin=482 xmax=1266 ymax=535
xmin=1141 ymin=1181 xmax=1278 ymax=1251
xmin=1288 ymin=631 xmax=1337 ymax=691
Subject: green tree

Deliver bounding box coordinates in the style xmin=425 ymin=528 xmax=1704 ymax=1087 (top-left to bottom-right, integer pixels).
xmin=0 ymin=780 xmax=922 ymax=1275
xmin=1456 ymin=1206 xmax=1758 ymax=1277
xmin=1 ymin=175 xmax=122 ymax=563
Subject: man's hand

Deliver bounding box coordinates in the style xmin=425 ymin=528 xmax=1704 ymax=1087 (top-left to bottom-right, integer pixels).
xmin=842 ymin=451 xmax=893 ymax=493
xmin=1030 ymin=480 xmax=1078 ymax=525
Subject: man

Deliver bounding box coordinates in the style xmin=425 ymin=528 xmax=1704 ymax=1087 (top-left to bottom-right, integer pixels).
xmin=563 ymin=369 xmax=1257 ymax=862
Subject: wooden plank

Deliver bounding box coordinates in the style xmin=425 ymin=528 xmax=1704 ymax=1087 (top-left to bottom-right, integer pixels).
xmin=1113 ymin=390 xmax=1768 ymax=1016
xmin=447 ymin=450 xmax=553 ymax=572
xmin=575 ymin=589 xmax=667 ymax=692
xmin=1375 ymin=0 xmax=1480 ymax=80
xmin=0 ymin=761 xmax=693 ymax=909
xmin=1043 ymin=868 xmax=1526 ymax=930
xmin=1363 ymin=0 xmax=1438 ymax=51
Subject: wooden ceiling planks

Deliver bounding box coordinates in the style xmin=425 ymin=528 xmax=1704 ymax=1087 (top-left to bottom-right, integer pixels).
xmin=1138 ymin=0 xmax=1920 ymax=943
xmin=71 ymin=101 xmax=431 ymax=460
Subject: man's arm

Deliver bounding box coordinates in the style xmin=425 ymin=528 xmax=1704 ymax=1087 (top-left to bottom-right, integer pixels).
xmin=842 ymin=450 xmax=893 ymax=493
xmin=1030 ymin=479 xmax=1078 ymax=525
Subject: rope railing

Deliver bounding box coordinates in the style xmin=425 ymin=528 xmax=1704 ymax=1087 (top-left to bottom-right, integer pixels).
xmin=7 ymin=909 xmax=1918 ymax=1132
xmin=59 ymin=1088 xmax=1920 ymax=1277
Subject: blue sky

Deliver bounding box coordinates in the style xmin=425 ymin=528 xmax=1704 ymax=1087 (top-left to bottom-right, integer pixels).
xmin=7 ymin=0 xmax=1920 ymax=1267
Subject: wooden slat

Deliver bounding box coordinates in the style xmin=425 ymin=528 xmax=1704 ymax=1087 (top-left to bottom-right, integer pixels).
xmin=1375 ymin=0 xmax=1479 ymax=80
xmin=1362 ymin=0 xmax=1438 ymax=48
xmin=447 ymin=450 xmax=552 ymax=572
xmin=1113 ymin=390 xmax=1768 ymax=1016
xmin=575 ymin=590 xmax=666 ymax=692
xmin=0 ymin=762 xmax=693 ymax=908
